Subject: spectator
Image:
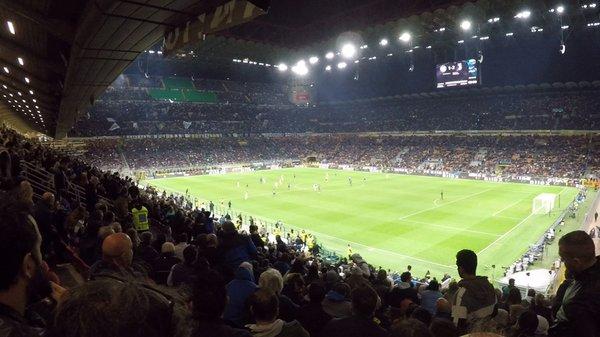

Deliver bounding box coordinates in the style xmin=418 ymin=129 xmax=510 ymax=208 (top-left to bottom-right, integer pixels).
xmin=451 ymin=249 xmax=496 ymax=332
xmin=246 ymin=289 xmax=308 ymax=337
xmin=550 ymin=230 xmax=600 ymax=337
xmin=218 ymin=221 xmax=257 ymax=274
xmin=390 ymin=318 xmax=432 ymax=337
xmin=191 ymin=268 xmax=252 ymax=337
xmin=320 ymin=285 xmax=388 ymax=337
xmin=258 ymin=268 xmax=298 ymax=322
xmin=420 ymin=279 xmax=443 ymax=315
xmin=173 ymin=233 xmax=189 ymax=260
xmin=296 ymin=282 xmax=332 ymax=336
xmin=322 ymin=282 xmax=353 ymax=318
xmin=249 ymin=224 xmax=265 ymax=249
xmin=0 ymin=195 xmax=60 ymax=336
xmin=89 ymin=233 xmax=139 ymax=279
xmin=152 ymin=242 xmax=181 ymax=284
xmin=53 ymin=280 xmax=176 ymax=337
xmin=429 ymin=318 xmax=459 ymax=337
xmin=502 ymin=278 xmax=516 ymax=300
xmin=167 ymin=245 xmax=197 ymax=287
xmin=223 ymin=263 xmax=258 ymax=327
xmin=137 ymin=231 xmax=159 ymax=269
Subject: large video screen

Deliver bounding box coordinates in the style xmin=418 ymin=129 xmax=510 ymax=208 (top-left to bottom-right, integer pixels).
xmin=436 ymin=59 xmax=479 ymax=88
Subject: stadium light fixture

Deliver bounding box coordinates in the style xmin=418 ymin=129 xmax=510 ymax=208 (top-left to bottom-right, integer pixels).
xmin=309 ymin=56 xmax=319 ymax=64
xmin=487 ymin=17 xmax=500 ymax=23
xmin=6 ymin=21 xmax=15 ymax=35
xmin=325 ymin=65 xmax=332 ymax=71
xmin=291 ymin=60 xmax=309 ymax=76
xmin=457 ymin=40 xmax=465 ymax=44
xmin=515 ymin=10 xmax=531 ymax=19
xmin=556 ymin=5 xmax=565 ymax=14
xmin=277 ymin=63 xmax=288 ymax=72
xmin=337 ymin=62 xmax=347 ymax=69
xmin=399 ymin=32 xmax=411 ymax=42
xmin=460 ymin=20 xmax=472 ymax=31
xmin=24 ymin=77 xmax=30 ymax=83
xmin=426 ymin=45 xmax=432 ymax=49
xmin=506 ymin=32 xmax=514 ymax=36
xmin=17 ymin=57 xmax=24 ymax=66
xmin=379 ymin=38 xmax=389 ymax=46
xmin=561 ymin=25 xmax=569 ymax=29
xmin=3 ymin=67 xmax=8 ymax=74
xmin=325 ymin=52 xmax=335 ymax=59
xmin=341 ymin=43 xmax=357 ymax=59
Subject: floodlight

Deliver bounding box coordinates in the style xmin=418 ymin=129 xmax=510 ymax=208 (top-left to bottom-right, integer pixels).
xmin=337 ymin=62 xmax=347 ymax=69
xmin=291 ymin=61 xmax=308 ymax=76
xmin=325 ymin=52 xmax=334 ymax=59
xmin=325 ymin=65 xmax=332 ymax=71
xmin=17 ymin=57 xmax=24 ymax=66
xmin=379 ymin=38 xmax=389 ymax=46
xmin=6 ymin=21 xmax=15 ymax=35
xmin=277 ymin=63 xmax=288 ymax=72
xmin=460 ymin=20 xmax=472 ymax=30
xmin=341 ymin=44 xmax=357 ymax=59
xmin=515 ymin=10 xmax=531 ymax=19
xmin=556 ymin=5 xmax=565 ymax=13
xmin=399 ymin=32 xmax=411 ymax=42
xmin=309 ymin=56 xmax=319 ymax=64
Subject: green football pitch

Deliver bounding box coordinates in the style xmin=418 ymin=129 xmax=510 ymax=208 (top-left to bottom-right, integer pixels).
xmin=146 ymin=167 xmax=577 ymax=280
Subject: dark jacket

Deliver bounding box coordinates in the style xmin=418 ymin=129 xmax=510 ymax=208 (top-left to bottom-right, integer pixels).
xmin=223 ymin=267 xmax=258 ymax=327
xmin=549 ymin=258 xmax=600 ymax=337
xmin=219 ymin=233 xmax=257 ymax=273
xmin=296 ymin=302 xmax=332 ymax=337
xmin=192 ymin=321 xmax=251 ymax=337
xmin=320 ymin=315 xmax=388 ymax=337
xmin=0 ymin=303 xmax=45 ymax=337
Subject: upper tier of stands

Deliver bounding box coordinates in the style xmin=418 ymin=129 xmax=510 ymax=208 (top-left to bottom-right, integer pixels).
xmin=71 ymin=83 xmax=600 ymax=137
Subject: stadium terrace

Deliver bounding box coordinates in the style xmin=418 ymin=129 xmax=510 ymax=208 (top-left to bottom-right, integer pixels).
xmin=1 ymin=1 xmax=600 ymax=337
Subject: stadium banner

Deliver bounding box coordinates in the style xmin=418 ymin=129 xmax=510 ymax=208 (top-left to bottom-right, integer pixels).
xmin=163 ymin=0 xmax=269 ymax=55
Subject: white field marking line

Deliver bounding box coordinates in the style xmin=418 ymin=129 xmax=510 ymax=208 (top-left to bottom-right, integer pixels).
xmin=477 ymin=212 xmax=536 ymax=255
xmin=492 ymin=199 xmax=524 ymax=216
xmin=433 ymin=198 xmax=440 ymax=206
xmin=398 ymin=188 xmax=494 ymax=221
xmin=399 ymin=219 xmax=501 ymax=237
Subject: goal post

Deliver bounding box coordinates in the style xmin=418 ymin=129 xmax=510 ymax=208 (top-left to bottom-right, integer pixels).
xmin=532 ymin=193 xmax=558 ymax=215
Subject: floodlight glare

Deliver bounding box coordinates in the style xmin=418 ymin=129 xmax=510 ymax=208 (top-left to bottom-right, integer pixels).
xmin=291 ymin=61 xmax=309 ymax=76
xmin=460 ymin=20 xmax=472 ymax=30
xmin=556 ymin=5 xmax=565 ymax=13
xmin=515 ymin=10 xmax=531 ymax=19
xmin=399 ymin=32 xmax=411 ymax=42
xmin=277 ymin=63 xmax=288 ymax=72
xmin=309 ymin=56 xmax=319 ymax=64
xmin=337 ymin=62 xmax=347 ymax=69
xmin=325 ymin=52 xmax=335 ymax=59
xmin=379 ymin=38 xmax=389 ymax=46
xmin=325 ymin=65 xmax=332 ymax=71
xmin=341 ymin=43 xmax=357 ymax=59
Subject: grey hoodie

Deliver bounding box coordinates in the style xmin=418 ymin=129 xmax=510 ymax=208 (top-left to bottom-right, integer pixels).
xmin=246 ymin=319 xmax=308 ymax=337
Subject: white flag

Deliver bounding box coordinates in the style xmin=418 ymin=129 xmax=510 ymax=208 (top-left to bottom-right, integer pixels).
xmin=183 ymin=121 xmax=192 ymax=129
xmin=109 ymin=122 xmax=120 ymax=131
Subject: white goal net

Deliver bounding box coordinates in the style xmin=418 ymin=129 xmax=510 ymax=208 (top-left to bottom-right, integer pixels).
xmin=532 ymin=193 xmax=558 ymax=215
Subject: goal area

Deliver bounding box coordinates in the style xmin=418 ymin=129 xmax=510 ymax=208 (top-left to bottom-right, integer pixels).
xmin=532 ymin=193 xmax=558 ymax=215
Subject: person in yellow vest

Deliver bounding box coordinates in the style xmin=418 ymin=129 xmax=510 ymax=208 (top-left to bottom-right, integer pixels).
xmin=131 ymin=201 xmax=149 ymax=232
xmin=347 ymin=243 xmax=353 ymax=259
xmin=273 ymin=223 xmax=282 ymax=237
xmin=306 ymin=234 xmax=315 ymax=250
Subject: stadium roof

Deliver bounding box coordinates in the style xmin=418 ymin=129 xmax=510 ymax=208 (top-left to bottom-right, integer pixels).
xmin=0 ymin=0 xmax=242 ymax=138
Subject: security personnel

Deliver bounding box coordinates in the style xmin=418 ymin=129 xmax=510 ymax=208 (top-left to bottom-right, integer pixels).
xmin=131 ymin=202 xmax=149 ymax=232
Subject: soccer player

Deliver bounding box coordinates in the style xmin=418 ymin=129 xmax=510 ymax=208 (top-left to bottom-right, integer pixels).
xmin=325 ymin=173 xmax=329 ymax=183
xmin=228 ymin=201 xmax=232 ymax=209
xmin=288 ymin=183 xmax=291 ymax=190
xmin=347 ymin=244 xmax=353 ymax=259
xmin=209 ymin=201 xmax=214 ymax=213
xmin=272 ymin=189 xmax=276 ymax=197
xmin=440 ymin=190 xmax=444 ymax=200
xmin=348 ymin=177 xmax=352 ymax=186
xmin=244 ymin=191 xmax=248 ymax=200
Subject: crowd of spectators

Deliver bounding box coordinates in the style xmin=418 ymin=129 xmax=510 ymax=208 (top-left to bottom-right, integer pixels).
xmin=80 ymin=135 xmax=598 ymax=181
xmin=70 ymin=84 xmax=600 ymax=137
xmin=1 ymin=124 xmax=600 ymax=337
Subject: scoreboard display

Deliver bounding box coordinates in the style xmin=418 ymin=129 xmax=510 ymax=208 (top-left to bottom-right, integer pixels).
xmin=436 ymin=59 xmax=479 ymax=88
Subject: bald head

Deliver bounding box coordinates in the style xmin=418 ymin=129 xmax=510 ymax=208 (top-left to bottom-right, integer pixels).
xmin=102 ymin=233 xmax=133 ymax=268
xmin=436 ymin=298 xmax=451 ymax=314
xmin=559 ymin=230 xmax=597 ymax=274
